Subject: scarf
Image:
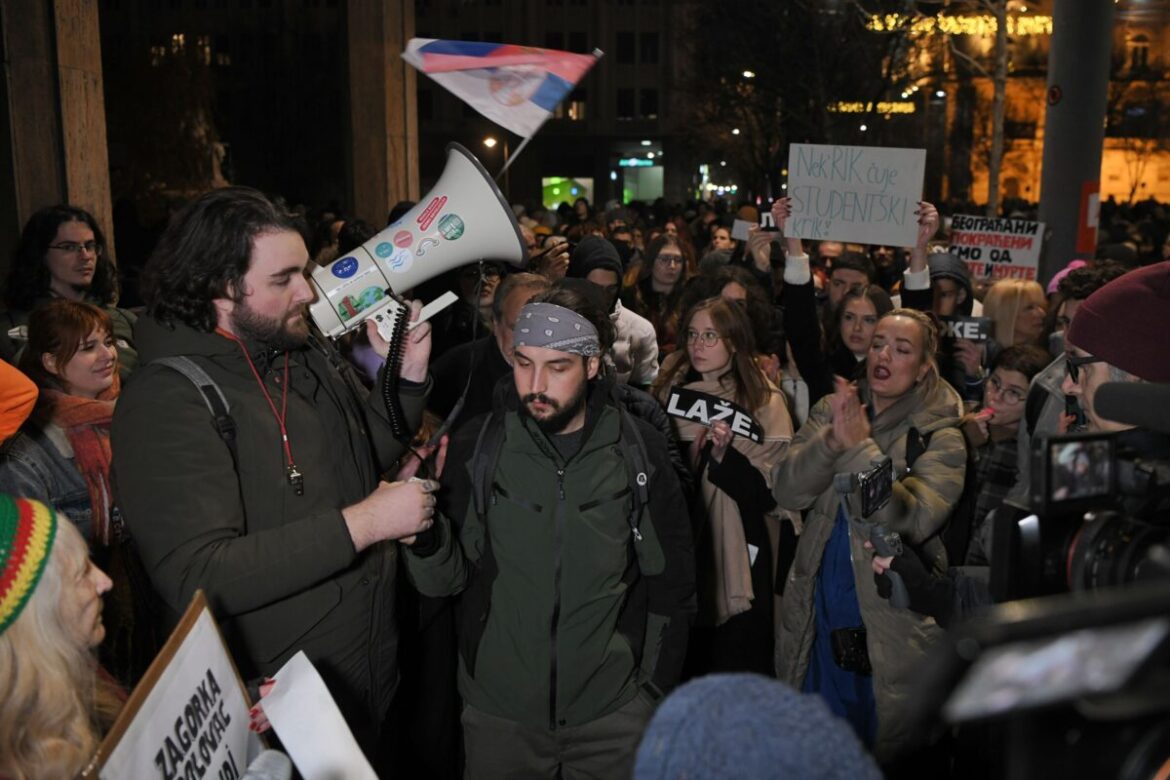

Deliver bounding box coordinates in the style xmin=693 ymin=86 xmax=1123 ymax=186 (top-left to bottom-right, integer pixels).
xmin=41 ymin=375 xmax=120 ymax=546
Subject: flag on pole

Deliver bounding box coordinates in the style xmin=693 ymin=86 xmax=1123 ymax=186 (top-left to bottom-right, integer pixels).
xmin=402 ymin=39 xmax=602 ymax=138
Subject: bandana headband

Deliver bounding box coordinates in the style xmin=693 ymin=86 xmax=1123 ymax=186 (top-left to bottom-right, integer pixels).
xmin=513 ymin=301 xmax=601 ymax=357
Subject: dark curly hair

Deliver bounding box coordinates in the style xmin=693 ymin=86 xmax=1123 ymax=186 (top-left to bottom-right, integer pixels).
xmin=1057 ymin=261 xmax=1127 ymax=301
xmin=142 ymin=187 xmax=307 ymax=332
xmin=529 ymin=284 xmax=616 ymax=355
xmin=3 ymin=205 xmax=117 ymax=311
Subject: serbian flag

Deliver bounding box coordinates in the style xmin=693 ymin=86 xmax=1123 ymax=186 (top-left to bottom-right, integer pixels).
xmin=403 ymin=39 xmax=601 ymax=137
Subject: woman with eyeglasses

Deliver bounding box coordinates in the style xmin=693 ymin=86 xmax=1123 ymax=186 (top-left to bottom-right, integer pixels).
xmin=772 ymin=308 xmax=966 ymax=764
xmin=652 ymin=297 xmax=793 ymax=675
xmin=959 ymin=344 xmax=1050 ymax=566
xmin=1 ymin=205 xmax=138 ymax=377
xmin=622 ymin=235 xmax=695 ymax=357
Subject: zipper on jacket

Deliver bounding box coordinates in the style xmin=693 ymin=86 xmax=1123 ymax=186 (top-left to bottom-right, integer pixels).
xmin=549 ymin=466 xmax=566 ymax=730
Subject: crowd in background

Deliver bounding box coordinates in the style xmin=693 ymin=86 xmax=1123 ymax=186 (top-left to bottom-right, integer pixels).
xmin=1 ymin=185 xmax=1168 ymax=779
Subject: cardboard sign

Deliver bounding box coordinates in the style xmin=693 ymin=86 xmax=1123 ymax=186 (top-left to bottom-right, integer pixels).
xmin=665 ymin=387 xmax=764 ymax=443
xmin=785 ymin=143 xmax=925 ymax=247
xmin=949 ymin=214 xmax=1045 ymax=281
xmin=82 ymin=592 xmax=261 ymax=780
xmin=942 ymin=316 xmax=992 ymax=342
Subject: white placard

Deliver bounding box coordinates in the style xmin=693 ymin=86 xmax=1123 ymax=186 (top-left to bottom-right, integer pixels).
xmin=949 ymin=214 xmax=1045 ymax=281
xmin=87 ymin=593 xmax=261 ymax=780
xmin=786 ymin=143 xmax=925 ymax=247
xmin=261 ymin=651 xmax=378 ymax=780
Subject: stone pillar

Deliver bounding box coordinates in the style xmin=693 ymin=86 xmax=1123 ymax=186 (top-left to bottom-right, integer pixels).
xmin=346 ymin=0 xmax=418 ymax=227
xmin=0 ymin=0 xmax=113 ymax=271
xmin=1037 ymin=0 xmax=1116 ymax=283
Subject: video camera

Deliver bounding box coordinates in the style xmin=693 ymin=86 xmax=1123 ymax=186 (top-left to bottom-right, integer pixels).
xmin=909 ymin=580 xmax=1170 ymax=779
xmin=990 ymin=383 xmax=1170 ymax=602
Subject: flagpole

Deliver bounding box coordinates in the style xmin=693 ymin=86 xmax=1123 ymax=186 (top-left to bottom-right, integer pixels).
xmin=496 ymin=135 xmax=532 ymax=183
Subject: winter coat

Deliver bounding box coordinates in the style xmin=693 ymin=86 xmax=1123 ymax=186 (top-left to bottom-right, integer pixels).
xmin=772 ymin=371 xmax=966 ymax=762
xmin=111 ymin=315 xmax=424 ymax=730
xmin=403 ymin=378 xmax=696 ymax=731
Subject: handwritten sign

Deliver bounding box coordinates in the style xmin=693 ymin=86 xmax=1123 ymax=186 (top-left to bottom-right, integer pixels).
xmin=786 ymin=143 xmax=925 ymax=247
xmin=665 ymin=387 xmax=764 ymax=443
xmin=949 ymin=214 xmax=1045 ymax=281
xmin=84 ymin=592 xmax=261 ymax=780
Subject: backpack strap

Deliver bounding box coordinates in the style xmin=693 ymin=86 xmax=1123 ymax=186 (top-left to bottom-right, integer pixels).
xmin=469 ymin=410 xmax=505 ymax=520
xmin=152 ymin=356 xmax=238 ymax=462
xmin=904 ymin=426 xmax=931 ymax=474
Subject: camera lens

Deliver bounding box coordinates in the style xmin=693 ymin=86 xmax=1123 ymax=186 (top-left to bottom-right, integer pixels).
xmin=1066 ymin=510 xmax=1170 ymax=591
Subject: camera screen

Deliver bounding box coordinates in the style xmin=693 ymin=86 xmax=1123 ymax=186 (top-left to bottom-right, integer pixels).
xmin=943 ymin=617 xmax=1170 ymax=722
xmin=1047 ymin=438 xmax=1113 ymax=504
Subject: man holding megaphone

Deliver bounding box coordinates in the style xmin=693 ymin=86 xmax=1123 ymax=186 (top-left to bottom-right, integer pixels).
xmin=112 ymin=187 xmax=440 ymax=763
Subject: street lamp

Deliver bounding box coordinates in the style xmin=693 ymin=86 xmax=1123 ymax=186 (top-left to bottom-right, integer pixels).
xmin=483 ymin=136 xmax=498 ymax=149
xmin=743 ymin=70 xmax=756 ymax=79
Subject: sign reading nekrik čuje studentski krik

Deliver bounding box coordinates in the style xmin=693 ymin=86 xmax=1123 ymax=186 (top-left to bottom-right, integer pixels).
xmin=81 ymin=591 xmax=262 ymax=780
xmin=785 ymin=143 xmax=926 ymax=248
xmin=948 ymin=214 xmax=1045 ymax=282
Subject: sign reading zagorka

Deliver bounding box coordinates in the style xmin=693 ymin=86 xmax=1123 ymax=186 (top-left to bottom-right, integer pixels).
xmin=949 ymin=214 xmax=1045 ymax=281
xmin=81 ymin=592 xmax=262 ymax=780
xmin=785 ymin=143 xmax=926 ymax=247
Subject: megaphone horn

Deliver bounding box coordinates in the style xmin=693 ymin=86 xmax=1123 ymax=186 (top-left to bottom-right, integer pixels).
xmin=308 ymin=142 xmax=527 ymax=341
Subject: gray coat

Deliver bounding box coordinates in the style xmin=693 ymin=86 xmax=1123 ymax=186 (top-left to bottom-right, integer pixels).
xmin=772 ymin=373 xmax=966 ymax=762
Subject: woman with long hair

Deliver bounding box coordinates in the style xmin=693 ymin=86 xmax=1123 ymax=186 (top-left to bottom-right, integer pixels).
xmin=1 ymin=205 xmax=138 ymax=377
xmin=653 ymin=297 xmax=793 ymax=675
xmin=0 ymin=300 xmax=155 ymax=683
xmin=982 ymin=279 xmax=1047 ymax=349
xmin=772 ymin=308 xmax=966 ymax=764
xmin=622 ymin=235 xmax=695 ymax=357
xmin=0 ymin=494 xmax=123 ymax=779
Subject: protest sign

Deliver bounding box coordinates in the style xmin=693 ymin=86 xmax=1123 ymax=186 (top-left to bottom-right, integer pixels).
xmin=261 ymin=651 xmax=378 ymax=780
xmin=785 ymin=143 xmax=925 ymax=247
xmin=941 ymin=316 xmax=992 ymax=342
xmin=664 ymin=387 xmax=764 ymax=443
xmin=949 ymin=214 xmax=1045 ymax=281
xmin=82 ymin=592 xmax=261 ymax=780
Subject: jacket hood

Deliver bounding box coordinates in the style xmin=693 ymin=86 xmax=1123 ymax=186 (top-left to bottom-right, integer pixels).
xmin=134 ymin=314 xmax=239 ymax=362
xmin=861 ymin=370 xmax=964 ymax=437
xmin=568 ymin=236 xmax=623 ymax=280
xmin=927 ymin=252 xmax=975 ymax=316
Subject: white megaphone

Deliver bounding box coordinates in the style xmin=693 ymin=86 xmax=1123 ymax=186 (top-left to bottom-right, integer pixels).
xmin=308 ymin=142 xmax=526 ymax=342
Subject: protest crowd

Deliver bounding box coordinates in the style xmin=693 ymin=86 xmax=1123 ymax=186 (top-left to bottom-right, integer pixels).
xmin=1 ymin=176 xmax=1169 ymax=780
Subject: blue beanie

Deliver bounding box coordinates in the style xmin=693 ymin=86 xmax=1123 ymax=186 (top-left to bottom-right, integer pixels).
xmin=634 ymin=674 xmax=882 ymax=780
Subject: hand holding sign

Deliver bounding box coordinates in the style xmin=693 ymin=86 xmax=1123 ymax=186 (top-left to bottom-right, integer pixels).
xmin=772 ymin=197 xmax=805 ymax=258
xmin=915 ymin=201 xmax=939 ymax=249
xmin=745 ymin=226 xmax=773 ymax=272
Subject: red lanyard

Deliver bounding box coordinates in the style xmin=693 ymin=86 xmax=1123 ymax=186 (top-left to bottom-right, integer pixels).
xmin=218 ymin=329 xmax=304 ymax=495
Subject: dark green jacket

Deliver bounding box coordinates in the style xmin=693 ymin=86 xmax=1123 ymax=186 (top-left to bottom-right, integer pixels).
xmin=111 ymin=315 xmax=424 ymax=725
xmin=404 ymin=379 xmax=695 ymax=731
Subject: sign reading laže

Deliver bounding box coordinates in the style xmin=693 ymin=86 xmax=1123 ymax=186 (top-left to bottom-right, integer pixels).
xmin=785 ymin=143 xmax=925 ymax=247
xmin=949 ymin=214 xmax=1045 ymax=281
xmin=82 ymin=592 xmax=261 ymax=780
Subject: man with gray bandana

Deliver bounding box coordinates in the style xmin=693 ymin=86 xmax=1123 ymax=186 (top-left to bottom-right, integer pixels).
xmin=404 ymin=285 xmax=696 ymax=779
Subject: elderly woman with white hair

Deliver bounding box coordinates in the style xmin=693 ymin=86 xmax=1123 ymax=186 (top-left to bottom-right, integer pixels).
xmin=0 ymin=493 xmax=121 ymax=779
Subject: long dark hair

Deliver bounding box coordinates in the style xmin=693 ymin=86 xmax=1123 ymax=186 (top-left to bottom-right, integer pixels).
xmin=4 ymin=205 xmax=117 ymax=310
xmin=142 ymin=187 xmax=306 ymax=332
xmin=653 ymin=297 xmax=771 ymax=412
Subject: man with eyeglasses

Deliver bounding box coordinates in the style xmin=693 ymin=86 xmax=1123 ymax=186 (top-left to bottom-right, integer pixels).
xmin=1 ymin=205 xmax=139 ymax=376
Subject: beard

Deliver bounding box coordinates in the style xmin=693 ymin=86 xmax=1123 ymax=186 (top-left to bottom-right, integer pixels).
xmin=519 ymin=381 xmax=589 ymax=435
xmin=230 ymin=300 xmax=310 ymax=351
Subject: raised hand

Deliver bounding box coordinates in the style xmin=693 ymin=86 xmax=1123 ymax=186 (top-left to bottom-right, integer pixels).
xmin=827 ymin=376 xmax=871 ymax=452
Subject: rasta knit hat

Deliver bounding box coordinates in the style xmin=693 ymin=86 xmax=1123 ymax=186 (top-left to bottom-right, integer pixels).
xmin=0 ymin=494 xmax=58 ymax=635
xmin=1065 ymin=261 xmax=1170 ymax=383
xmin=634 ymin=673 xmax=882 ymax=780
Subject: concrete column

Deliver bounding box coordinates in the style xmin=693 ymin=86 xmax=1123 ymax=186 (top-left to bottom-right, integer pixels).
xmin=0 ymin=0 xmax=112 ymax=271
xmin=1037 ymin=0 xmax=1116 ymax=283
xmin=346 ymin=0 xmax=418 ymax=227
